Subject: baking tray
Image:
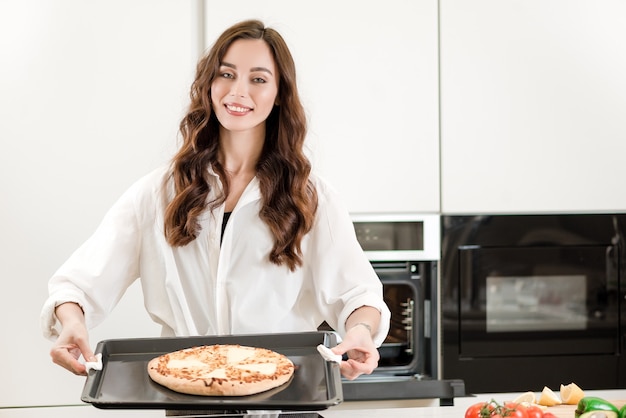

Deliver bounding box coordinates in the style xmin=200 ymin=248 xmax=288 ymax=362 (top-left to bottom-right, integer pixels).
xmin=81 ymin=331 xmax=343 ymax=411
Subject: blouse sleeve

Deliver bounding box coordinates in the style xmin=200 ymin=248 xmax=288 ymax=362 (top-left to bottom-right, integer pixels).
xmin=40 ymin=173 xmax=156 ymax=340
xmin=305 ymin=178 xmax=391 ymax=347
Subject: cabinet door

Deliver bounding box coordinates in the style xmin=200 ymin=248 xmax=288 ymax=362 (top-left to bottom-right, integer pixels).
xmin=440 ymin=0 xmax=626 ymax=213
xmin=205 ymin=0 xmax=440 ymax=213
xmin=0 ymin=0 xmax=196 ymax=407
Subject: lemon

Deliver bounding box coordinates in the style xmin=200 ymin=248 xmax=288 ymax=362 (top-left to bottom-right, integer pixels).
xmin=538 ymin=386 xmax=561 ymax=407
xmin=560 ymin=382 xmax=585 ymax=405
xmin=512 ymin=391 xmax=537 ymax=406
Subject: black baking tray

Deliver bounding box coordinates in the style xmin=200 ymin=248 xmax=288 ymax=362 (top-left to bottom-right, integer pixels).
xmin=81 ymin=331 xmax=343 ymax=411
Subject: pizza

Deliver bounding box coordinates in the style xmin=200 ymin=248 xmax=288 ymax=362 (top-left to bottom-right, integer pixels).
xmin=147 ymin=344 xmax=295 ymax=396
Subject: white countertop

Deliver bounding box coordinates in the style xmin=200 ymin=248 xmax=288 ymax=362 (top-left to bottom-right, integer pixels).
xmin=2 ymin=390 xmax=625 ymax=418
xmin=324 ymin=390 xmax=626 ymax=417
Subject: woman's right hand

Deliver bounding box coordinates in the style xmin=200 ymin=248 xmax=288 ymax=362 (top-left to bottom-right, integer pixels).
xmin=50 ymin=302 xmax=96 ymax=376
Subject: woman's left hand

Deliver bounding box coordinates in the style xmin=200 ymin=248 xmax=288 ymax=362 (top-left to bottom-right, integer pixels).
xmin=331 ymin=323 xmax=380 ymax=380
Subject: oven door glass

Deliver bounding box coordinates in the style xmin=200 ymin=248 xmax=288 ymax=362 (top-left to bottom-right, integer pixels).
xmin=458 ymin=245 xmax=619 ymax=357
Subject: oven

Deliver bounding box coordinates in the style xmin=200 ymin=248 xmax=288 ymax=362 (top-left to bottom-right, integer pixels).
xmin=336 ymin=213 xmax=465 ymax=404
xmin=441 ymin=214 xmax=626 ymax=394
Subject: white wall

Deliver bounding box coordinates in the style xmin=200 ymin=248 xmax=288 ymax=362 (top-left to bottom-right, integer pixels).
xmin=0 ymin=0 xmax=197 ymax=407
xmin=204 ymin=0 xmax=441 ymax=213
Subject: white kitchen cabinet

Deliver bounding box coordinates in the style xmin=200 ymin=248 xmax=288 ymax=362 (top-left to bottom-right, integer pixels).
xmin=204 ymin=0 xmax=441 ymax=213
xmin=0 ymin=0 xmax=197 ymax=408
xmin=440 ymin=0 xmax=626 ymax=213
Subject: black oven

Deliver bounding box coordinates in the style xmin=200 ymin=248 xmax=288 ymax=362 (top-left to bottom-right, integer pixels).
xmin=441 ymin=214 xmax=626 ymax=394
xmin=335 ymin=214 xmax=465 ymax=404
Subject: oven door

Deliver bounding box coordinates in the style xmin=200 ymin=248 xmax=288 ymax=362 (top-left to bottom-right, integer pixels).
xmin=373 ymin=261 xmax=425 ymax=375
xmin=458 ymin=245 xmax=619 ymax=358
xmin=443 ymin=242 xmax=621 ymax=393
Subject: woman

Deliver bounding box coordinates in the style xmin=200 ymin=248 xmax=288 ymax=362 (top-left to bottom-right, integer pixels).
xmin=41 ymin=19 xmax=390 ymax=381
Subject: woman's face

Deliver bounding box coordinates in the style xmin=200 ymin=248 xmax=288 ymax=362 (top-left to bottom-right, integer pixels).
xmin=211 ymin=39 xmax=279 ymax=135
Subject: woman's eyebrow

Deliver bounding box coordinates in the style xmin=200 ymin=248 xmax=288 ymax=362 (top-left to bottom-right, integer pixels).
xmin=251 ymin=67 xmax=273 ymax=76
xmin=221 ymin=62 xmax=273 ymax=76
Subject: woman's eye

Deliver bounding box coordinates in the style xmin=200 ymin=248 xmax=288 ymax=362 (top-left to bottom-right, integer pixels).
xmin=220 ymin=72 xmax=234 ymax=79
xmin=252 ymin=77 xmax=266 ymax=84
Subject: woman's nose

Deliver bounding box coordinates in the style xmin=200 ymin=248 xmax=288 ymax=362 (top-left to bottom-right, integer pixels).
xmin=230 ymin=80 xmax=247 ymax=98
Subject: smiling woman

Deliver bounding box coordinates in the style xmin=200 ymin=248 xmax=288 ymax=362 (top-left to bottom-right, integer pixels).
xmin=41 ymin=18 xmax=390 ymax=387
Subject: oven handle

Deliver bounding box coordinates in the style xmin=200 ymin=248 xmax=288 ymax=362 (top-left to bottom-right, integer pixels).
xmin=371 ymin=261 xmax=414 ymax=271
xmin=371 ymin=261 xmax=426 ymax=277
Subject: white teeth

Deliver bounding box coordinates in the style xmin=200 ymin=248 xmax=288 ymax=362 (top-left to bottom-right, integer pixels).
xmin=226 ymin=105 xmax=249 ymax=113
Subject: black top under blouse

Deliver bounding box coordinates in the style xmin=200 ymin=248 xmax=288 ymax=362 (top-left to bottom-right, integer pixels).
xmin=221 ymin=211 xmax=232 ymax=244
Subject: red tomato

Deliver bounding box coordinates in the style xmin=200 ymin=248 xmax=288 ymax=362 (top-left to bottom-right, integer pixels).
xmin=542 ymin=413 xmax=557 ymax=418
xmin=525 ymin=405 xmax=544 ymax=418
xmin=465 ymin=400 xmax=530 ymax=418
xmin=465 ymin=401 xmax=494 ymax=418
xmin=492 ymin=402 xmax=529 ymax=418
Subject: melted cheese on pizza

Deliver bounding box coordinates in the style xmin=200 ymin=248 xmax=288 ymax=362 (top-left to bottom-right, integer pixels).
xmin=235 ymin=362 xmax=277 ymax=375
xmin=204 ymin=368 xmax=228 ymax=379
xmin=167 ymin=358 xmax=210 ymax=370
xmin=226 ymin=346 xmax=253 ymax=363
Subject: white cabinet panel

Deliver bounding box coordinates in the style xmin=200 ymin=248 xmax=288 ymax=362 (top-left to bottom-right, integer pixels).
xmin=205 ymin=0 xmax=440 ymax=213
xmin=440 ymin=0 xmax=626 ymax=213
xmin=0 ymin=0 xmax=196 ymax=407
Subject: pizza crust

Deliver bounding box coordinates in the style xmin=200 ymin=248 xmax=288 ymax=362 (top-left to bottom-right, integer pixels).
xmin=147 ymin=344 xmax=295 ymax=396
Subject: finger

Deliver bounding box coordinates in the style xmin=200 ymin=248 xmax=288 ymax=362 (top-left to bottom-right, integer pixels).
xmin=332 ymin=342 xmax=368 ymax=358
xmin=73 ymin=363 xmax=88 ymax=376
xmin=348 ymin=358 xmax=375 ymax=375
xmin=339 ymin=362 xmax=359 ymax=380
xmin=67 ymin=356 xmax=88 ymax=376
xmin=340 ymin=360 xmax=372 ymax=380
xmin=329 ymin=342 xmax=347 ymax=356
xmin=78 ymin=342 xmax=97 ymax=363
xmin=51 ymin=346 xmax=87 ymax=376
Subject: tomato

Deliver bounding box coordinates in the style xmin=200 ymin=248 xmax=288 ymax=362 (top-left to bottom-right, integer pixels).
xmin=525 ymin=405 xmax=544 ymax=418
xmin=465 ymin=400 xmax=529 ymax=418
xmin=492 ymin=402 xmax=529 ymax=418
xmin=542 ymin=413 xmax=557 ymax=418
xmin=465 ymin=401 xmax=494 ymax=418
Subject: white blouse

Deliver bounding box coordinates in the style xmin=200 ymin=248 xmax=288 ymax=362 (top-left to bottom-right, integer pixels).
xmin=41 ymin=166 xmax=390 ymax=346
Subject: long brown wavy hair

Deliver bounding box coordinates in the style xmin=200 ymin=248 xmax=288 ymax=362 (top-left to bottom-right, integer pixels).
xmin=163 ymin=19 xmax=318 ymax=271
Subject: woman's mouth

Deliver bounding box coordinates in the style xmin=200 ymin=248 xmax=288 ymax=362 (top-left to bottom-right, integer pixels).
xmin=225 ymin=104 xmax=252 ymax=114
